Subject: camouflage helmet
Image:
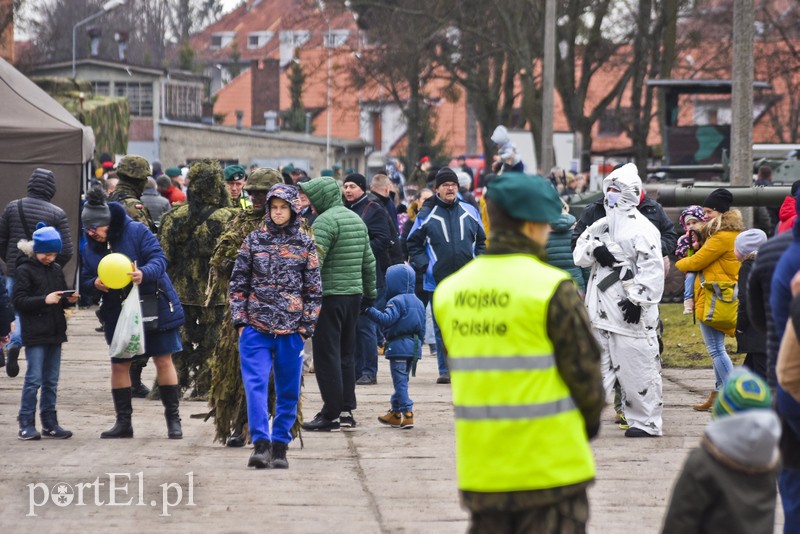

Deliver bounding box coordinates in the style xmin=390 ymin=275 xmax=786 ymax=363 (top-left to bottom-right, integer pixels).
xmin=244 ymin=167 xmax=282 ymax=192
xmin=116 ymin=155 xmax=150 ymax=180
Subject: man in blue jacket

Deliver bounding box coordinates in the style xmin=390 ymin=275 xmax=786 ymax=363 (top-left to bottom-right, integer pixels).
xmin=407 ymin=167 xmax=486 ymax=384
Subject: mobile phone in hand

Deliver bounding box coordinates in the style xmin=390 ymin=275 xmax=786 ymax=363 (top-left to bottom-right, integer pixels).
xmin=60 ymin=290 xmax=77 ymax=297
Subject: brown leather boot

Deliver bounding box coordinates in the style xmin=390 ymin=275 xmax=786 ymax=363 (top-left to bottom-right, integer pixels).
xmin=692 ymin=391 xmax=717 ymax=412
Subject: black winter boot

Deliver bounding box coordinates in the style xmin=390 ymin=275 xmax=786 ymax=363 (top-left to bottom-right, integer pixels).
xmin=101 ymin=388 xmax=134 ymax=439
xmin=160 ymin=384 xmax=183 ymax=439
xmin=130 ymin=361 xmax=150 ymax=398
xmin=41 ymin=411 xmax=73 ymax=439
xmin=248 ymin=439 xmax=271 ymax=469
xmin=271 ymin=441 xmax=289 ymax=469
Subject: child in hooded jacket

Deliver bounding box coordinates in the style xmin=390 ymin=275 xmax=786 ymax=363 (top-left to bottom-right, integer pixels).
xmin=230 ymin=184 xmax=322 ymax=469
xmin=14 ymin=224 xmax=79 ymax=440
xmin=662 ymin=368 xmax=780 ymax=534
xmin=365 ymin=263 xmax=426 ymax=429
xmin=675 ymin=205 xmax=705 ymax=314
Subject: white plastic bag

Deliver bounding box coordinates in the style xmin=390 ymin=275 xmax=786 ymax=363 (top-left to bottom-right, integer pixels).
xmin=109 ymin=284 xmax=146 ymax=359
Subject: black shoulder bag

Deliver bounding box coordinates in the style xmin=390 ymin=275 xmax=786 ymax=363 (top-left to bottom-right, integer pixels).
xmin=140 ymin=283 xmax=161 ymax=331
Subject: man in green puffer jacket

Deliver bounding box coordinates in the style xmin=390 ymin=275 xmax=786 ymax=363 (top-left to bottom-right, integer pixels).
xmin=298 ymin=177 xmax=377 ymax=432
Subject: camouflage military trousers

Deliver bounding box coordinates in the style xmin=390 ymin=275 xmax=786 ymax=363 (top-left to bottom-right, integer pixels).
xmin=467 ymin=490 xmax=589 ymax=534
xmin=174 ymin=305 xmax=225 ymax=397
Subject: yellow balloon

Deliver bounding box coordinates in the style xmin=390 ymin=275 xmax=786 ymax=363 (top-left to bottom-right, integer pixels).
xmin=98 ymin=253 xmax=133 ymax=289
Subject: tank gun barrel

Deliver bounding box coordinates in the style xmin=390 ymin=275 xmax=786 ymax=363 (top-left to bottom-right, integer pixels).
xmin=655 ymin=184 xmax=791 ymax=208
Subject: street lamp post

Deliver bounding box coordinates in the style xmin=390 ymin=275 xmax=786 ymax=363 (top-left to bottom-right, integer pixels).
xmin=72 ymin=0 xmax=126 ymax=79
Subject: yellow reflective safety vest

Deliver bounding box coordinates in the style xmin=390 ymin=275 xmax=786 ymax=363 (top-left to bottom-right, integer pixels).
xmin=433 ymin=254 xmax=595 ymax=493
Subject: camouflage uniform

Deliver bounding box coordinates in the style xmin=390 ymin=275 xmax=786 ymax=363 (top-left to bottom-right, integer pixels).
xmin=458 ymin=230 xmax=603 ymax=534
xmin=206 ymin=168 xmax=283 ymax=444
xmin=159 ymin=160 xmax=234 ymax=397
xmin=110 ymin=155 xmax=157 ymax=233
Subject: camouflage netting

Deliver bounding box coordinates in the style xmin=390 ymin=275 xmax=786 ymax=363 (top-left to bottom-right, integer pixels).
xmin=33 ymin=77 xmax=130 ymax=163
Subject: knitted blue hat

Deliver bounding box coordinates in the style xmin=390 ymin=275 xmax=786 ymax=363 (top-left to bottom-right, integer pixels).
xmin=32 ymin=222 xmax=62 ymax=254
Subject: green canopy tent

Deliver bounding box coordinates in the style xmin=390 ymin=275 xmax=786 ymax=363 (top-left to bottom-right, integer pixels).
xmin=0 ymin=57 xmax=95 ymax=284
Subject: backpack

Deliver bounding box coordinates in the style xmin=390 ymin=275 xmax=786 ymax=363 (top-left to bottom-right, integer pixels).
xmin=698 ymin=272 xmax=738 ymax=333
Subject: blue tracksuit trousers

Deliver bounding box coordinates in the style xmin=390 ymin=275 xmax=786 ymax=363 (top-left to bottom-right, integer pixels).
xmin=239 ymin=326 xmax=304 ymax=444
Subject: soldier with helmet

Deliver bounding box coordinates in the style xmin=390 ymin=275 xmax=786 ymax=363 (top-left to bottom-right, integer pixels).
xmin=110 ymin=155 xmax=157 ymax=234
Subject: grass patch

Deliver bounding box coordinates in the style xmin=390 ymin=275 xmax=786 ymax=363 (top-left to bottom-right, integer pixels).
xmin=660 ymin=303 xmax=742 ymax=368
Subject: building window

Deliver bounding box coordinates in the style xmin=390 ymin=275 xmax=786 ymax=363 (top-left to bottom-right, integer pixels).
xmin=92 ymin=81 xmax=110 ymax=96
xmin=211 ymin=32 xmax=236 ymax=50
xmin=115 ymin=82 xmax=153 ymax=117
xmin=247 ymin=31 xmax=274 ymax=50
xmin=163 ymin=81 xmax=203 ymax=122
xmin=323 ymin=29 xmax=350 ymax=49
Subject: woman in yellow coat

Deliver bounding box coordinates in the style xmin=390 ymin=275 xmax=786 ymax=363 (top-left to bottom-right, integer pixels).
xmin=676 ymin=188 xmax=744 ymax=411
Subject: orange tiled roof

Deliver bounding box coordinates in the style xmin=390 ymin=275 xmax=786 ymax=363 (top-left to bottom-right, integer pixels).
xmin=206 ymin=1 xmax=798 ymax=158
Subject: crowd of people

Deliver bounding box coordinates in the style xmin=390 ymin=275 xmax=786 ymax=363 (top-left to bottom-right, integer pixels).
xmin=3 ymin=138 xmax=800 ymax=532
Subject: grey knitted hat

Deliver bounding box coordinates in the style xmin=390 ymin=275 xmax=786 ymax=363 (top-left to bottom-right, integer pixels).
xmin=82 ymin=188 xmax=111 ymax=228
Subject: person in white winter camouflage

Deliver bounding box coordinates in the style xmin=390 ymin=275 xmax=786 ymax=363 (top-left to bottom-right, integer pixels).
xmin=573 ymin=163 xmax=664 ymax=437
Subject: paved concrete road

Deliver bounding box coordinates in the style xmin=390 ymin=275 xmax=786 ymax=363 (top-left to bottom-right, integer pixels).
xmin=0 ymin=310 xmax=784 ymax=532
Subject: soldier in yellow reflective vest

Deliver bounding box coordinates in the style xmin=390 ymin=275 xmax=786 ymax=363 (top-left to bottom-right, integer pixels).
xmin=433 ymin=172 xmax=604 ymax=533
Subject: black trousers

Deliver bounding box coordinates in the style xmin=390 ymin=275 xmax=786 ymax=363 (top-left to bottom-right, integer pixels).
xmin=312 ymin=294 xmax=361 ymax=420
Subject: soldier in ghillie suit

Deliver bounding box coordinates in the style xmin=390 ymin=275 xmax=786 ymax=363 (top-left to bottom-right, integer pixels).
xmin=109 ymin=155 xmax=157 ymax=398
xmin=206 ymin=168 xmax=308 ymax=446
xmin=159 ymin=159 xmax=234 ymax=398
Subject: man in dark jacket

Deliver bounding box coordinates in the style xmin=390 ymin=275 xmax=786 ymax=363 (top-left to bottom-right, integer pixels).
xmin=0 ymin=168 xmax=73 ymax=376
xmin=407 ymin=167 xmax=486 ymax=384
xmin=299 ymin=177 xmax=376 ymax=432
xmin=343 ymin=173 xmax=391 ymax=386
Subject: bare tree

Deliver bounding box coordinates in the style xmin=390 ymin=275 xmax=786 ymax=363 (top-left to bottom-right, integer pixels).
xmin=23 ymin=0 xmax=221 ymax=69
xmin=338 ymin=0 xmax=449 ymax=167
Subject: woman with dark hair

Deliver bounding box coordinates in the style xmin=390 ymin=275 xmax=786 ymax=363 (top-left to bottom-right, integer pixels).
xmin=80 ymin=188 xmax=186 ymax=439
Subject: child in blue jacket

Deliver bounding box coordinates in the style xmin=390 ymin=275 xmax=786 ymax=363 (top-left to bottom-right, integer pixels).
xmin=365 ymin=263 xmax=426 ymax=428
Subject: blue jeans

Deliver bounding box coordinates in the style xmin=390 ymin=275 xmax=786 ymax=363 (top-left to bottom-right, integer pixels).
xmin=698 ymin=321 xmax=733 ymax=389
xmin=431 ymin=307 xmax=448 ymax=376
xmin=239 ymin=327 xmax=304 ymax=444
xmin=6 ymin=276 xmax=21 ymax=348
xmin=683 ymin=272 xmax=696 ymax=301
xmin=777 ymin=387 xmax=800 ymax=533
xmin=355 ymin=286 xmax=385 ymax=379
xmin=390 ymin=358 xmax=413 ymax=412
xmin=19 ymin=344 xmax=62 ymax=418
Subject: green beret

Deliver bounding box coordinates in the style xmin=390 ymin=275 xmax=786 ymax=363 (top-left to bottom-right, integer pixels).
xmin=224 ymin=165 xmax=247 ymax=182
xmin=332 ymin=163 xmax=342 ymax=170
xmin=485 ymin=172 xmax=562 ymax=223
xmin=165 ymin=167 xmax=182 ymax=178
xmin=320 ymin=169 xmax=334 ymax=177
xmin=283 ymin=163 xmax=296 ymax=173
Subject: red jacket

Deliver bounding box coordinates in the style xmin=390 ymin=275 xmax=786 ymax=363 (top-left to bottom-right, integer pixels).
xmin=778 ymin=196 xmax=796 ymax=235
xmin=160 ymin=185 xmax=186 ymax=206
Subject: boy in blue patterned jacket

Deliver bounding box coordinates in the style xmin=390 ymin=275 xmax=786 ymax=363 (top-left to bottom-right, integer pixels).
xmin=365 ymin=263 xmax=425 ymax=428
xmin=230 ymin=184 xmax=322 ymax=469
